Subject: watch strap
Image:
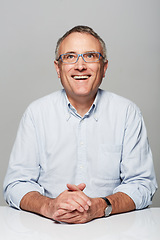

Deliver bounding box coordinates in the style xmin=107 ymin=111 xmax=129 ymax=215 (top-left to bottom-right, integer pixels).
xmin=101 ymin=197 xmax=111 ymax=206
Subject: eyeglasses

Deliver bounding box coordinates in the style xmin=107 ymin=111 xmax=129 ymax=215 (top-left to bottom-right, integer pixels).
xmin=57 ymin=52 xmax=104 ymax=64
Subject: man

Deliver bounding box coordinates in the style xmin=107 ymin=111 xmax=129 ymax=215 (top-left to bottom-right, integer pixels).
xmin=3 ymin=25 xmax=157 ymax=224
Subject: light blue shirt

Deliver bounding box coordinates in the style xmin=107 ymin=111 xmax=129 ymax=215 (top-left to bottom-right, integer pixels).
xmin=3 ymin=89 xmax=157 ymax=209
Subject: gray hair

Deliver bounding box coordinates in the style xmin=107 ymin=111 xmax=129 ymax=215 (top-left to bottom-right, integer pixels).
xmin=55 ymin=25 xmax=107 ymax=61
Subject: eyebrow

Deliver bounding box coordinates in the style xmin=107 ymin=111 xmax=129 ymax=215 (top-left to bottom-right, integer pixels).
xmin=63 ymin=51 xmax=76 ymax=55
xmin=63 ymin=50 xmax=98 ymax=55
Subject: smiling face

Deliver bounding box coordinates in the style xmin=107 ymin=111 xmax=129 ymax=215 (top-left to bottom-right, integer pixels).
xmin=54 ymin=32 xmax=108 ymax=105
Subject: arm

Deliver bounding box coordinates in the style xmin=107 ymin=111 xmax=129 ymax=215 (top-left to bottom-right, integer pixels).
xmin=105 ymin=192 xmax=135 ymax=215
xmin=3 ymin=107 xmax=44 ymax=209
xmin=52 ymin=184 xmax=135 ymax=224
xmin=67 ymin=185 xmax=135 ymax=215
xmin=52 ymin=105 xmax=157 ymax=223
xmin=113 ymin=105 xmax=157 ymax=209
xmin=20 ymin=183 xmax=91 ymax=221
xmin=20 ymin=184 xmax=135 ymax=224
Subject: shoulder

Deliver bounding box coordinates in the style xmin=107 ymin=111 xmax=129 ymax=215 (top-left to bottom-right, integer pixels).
xmin=28 ymin=90 xmax=64 ymax=109
xmin=98 ymin=89 xmax=142 ymax=117
xmin=23 ymin=90 xmax=65 ymax=118
xmin=30 ymin=89 xmax=64 ymax=106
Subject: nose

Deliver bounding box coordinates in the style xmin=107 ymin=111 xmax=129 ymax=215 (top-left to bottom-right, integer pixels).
xmin=74 ymin=55 xmax=87 ymax=71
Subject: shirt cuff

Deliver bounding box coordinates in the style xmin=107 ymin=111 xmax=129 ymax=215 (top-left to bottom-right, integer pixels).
xmin=6 ymin=182 xmax=44 ymax=209
xmin=113 ymin=183 xmax=153 ymax=209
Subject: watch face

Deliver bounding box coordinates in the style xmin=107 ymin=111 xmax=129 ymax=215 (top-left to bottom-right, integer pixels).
xmin=105 ymin=205 xmax=112 ymax=217
xmin=102 ymin=197 xmax=112 ymax=217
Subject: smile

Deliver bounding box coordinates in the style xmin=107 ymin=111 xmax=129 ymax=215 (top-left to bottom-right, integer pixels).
xmin=72 ymin=75 xmax=90 ymax=80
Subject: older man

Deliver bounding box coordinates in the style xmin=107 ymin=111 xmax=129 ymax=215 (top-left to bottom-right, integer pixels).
xmin=3 ymin=25 xmax=157 ymax=224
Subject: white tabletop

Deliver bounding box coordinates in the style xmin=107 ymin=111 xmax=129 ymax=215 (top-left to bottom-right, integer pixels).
xmin=0 ymin=206 xmax=160 ymax=240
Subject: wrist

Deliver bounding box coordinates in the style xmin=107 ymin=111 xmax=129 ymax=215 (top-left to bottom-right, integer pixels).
xmin=90 ymin=198 xmax=108 ymax=219
xmin=40 ymin=197 xmax=56 ymax=218
xmin=101 ymin=197 xmax=112 ymax=217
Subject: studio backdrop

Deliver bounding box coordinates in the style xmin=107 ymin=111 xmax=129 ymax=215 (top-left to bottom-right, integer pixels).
xmin=0 ymin=0 xmax=159 ymax=207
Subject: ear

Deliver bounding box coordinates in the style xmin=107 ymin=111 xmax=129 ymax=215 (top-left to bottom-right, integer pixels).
xmin=103 ymin=60 xmax=108 ymax=78
xmin=54 ymin=60 xmax=61 ymax=78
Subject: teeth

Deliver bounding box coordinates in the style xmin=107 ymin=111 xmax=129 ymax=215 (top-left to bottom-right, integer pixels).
xmin=73 ymin=75 xmax=89 ymax=80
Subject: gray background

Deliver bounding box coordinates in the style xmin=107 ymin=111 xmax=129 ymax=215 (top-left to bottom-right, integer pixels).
xmin=0 ymin=0 xmax=159 ymax=207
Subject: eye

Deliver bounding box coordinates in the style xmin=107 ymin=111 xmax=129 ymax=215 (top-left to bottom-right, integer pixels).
xmin=67 ymin=54 xmax=74 ymax=59
xmin=86 ymin=53 xmax=94 ymax=59
xmin=62 ymin=53 xmax=77 ymax=63
xmin=66 ymin=54 xmax=76 ymax=59
xmin=83 ymin=52 xmax=100 ymax=62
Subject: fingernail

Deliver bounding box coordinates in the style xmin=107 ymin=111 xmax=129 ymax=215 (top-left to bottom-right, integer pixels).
xmin=87 ymin=200 xmax=91 ymax=206
xmin=79 ymin=207 xmax=84 ymax=212
xmin=85 ymin=205 xmax=89 ymax=210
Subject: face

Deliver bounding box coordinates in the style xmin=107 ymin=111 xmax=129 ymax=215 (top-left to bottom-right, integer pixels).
xmin=54 ymin=32 xmax=108 ymax=104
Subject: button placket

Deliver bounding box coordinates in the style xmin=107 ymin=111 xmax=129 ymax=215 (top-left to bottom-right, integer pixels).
xmin=76 ymin=118 xmax=87 ymax=184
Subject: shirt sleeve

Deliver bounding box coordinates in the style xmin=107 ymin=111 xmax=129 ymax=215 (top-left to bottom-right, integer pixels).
xmin=113 ymin=104 xmax=158 ymax=209
xmin=3 ymin=106 xmax=44 ymax=209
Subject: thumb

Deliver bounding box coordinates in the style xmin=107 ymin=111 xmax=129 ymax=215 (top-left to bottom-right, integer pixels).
xmin=77 ymin=183 xmax=86 ymax=191
xmin=67 ymin=183 xmax=86 ymax=191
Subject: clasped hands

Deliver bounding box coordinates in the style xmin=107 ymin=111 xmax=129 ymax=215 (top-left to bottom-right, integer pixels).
xmin=52 ymin=183 xmax=95 ymax=224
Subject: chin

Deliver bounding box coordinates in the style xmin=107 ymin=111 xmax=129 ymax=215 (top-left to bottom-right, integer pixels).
xmin=74 ymin=90 xmax=91 ymax=96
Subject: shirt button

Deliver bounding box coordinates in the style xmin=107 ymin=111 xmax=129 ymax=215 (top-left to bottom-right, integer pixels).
xmin=80 ymin=141 xmax=84 ymax=145
xmin=94 ymin=115 xmax=98 ymax=120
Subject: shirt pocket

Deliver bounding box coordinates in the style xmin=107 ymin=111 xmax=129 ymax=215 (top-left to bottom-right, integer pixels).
xmin=97 ymin=144 xmax=122 ymax=180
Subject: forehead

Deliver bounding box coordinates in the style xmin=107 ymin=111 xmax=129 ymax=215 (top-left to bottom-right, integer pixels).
xmin=58 ymin=32 xmax=102 ymax=55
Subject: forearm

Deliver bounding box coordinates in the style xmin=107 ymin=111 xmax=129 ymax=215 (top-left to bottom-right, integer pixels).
xmin=20 ymin=191 xmax=55 ymax=219
xmin=105 ymin=192 xmax=136 ymax=215
xmin=87 ymin=192 xmax=135 ymax=220
xmin=20 ymin=186 xmax=91 ymax=221
xmin=53 ymin=191 xmax=135 ymax=224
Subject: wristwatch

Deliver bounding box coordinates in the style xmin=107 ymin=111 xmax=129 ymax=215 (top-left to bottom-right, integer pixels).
xmin=101 ymin=197 xmax=112 ymax=217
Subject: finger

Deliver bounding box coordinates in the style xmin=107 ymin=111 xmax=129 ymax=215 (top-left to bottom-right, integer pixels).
xmin=58 ymin=202 xmax=76 ymax=211
xmin=56 ymin=189 xmax=91 ymax=214
xmin=67 ymin=183 xmax=86 ymax=191
xmin=73 ymin=191 xmax=91 ymax=210
xmin=53 ymin=208 xmax=71 ymax=218
xmin=67 ymin=184 xmax=91 ymax=207
xmin=65 ymin=190 xmax=91 ymax=210
xmin=54 ymin=210 xmax=88 ymax=224
xmin=75 ymin=190 xmax=92 ymax=207
xmin=67 ymin=183 xmax=80 ymax=191
xmin=54 ymin=210 xmax=80 ymax=221
xmin=59 ymin=198 xmax=86 ymax=212
xmin=77 ymin=183 xmax=86 ymax=191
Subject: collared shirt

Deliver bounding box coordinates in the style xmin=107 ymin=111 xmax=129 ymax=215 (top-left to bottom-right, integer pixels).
xmin=3 ymin=89 xmax=157 ymax=209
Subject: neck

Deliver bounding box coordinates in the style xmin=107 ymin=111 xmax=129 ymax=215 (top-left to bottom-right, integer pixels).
xmin=67 ymin=93 xmax=97 ymax=117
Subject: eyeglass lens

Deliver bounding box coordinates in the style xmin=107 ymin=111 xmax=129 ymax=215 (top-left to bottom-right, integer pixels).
xmin=61 ymin=52 xmax=101 ymax=63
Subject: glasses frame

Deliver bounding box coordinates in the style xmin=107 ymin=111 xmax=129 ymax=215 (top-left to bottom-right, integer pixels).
xmin=57 ymin=52 xmax=104 ymax=64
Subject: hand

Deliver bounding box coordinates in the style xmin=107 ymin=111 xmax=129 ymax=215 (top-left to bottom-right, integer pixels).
xmin=52 ymin=183 xmax=91 ymax=217
xmin=20 ymin=184 xmax=104 ymax=223
xmin=52 ymin=184 xmax=104 ymax=224
xmin=20 ymin=190 xmax=135 ymax=224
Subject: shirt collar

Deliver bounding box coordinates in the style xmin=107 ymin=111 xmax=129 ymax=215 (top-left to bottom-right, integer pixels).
xmin=62 ymin=89 xmax=102 ymax=121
